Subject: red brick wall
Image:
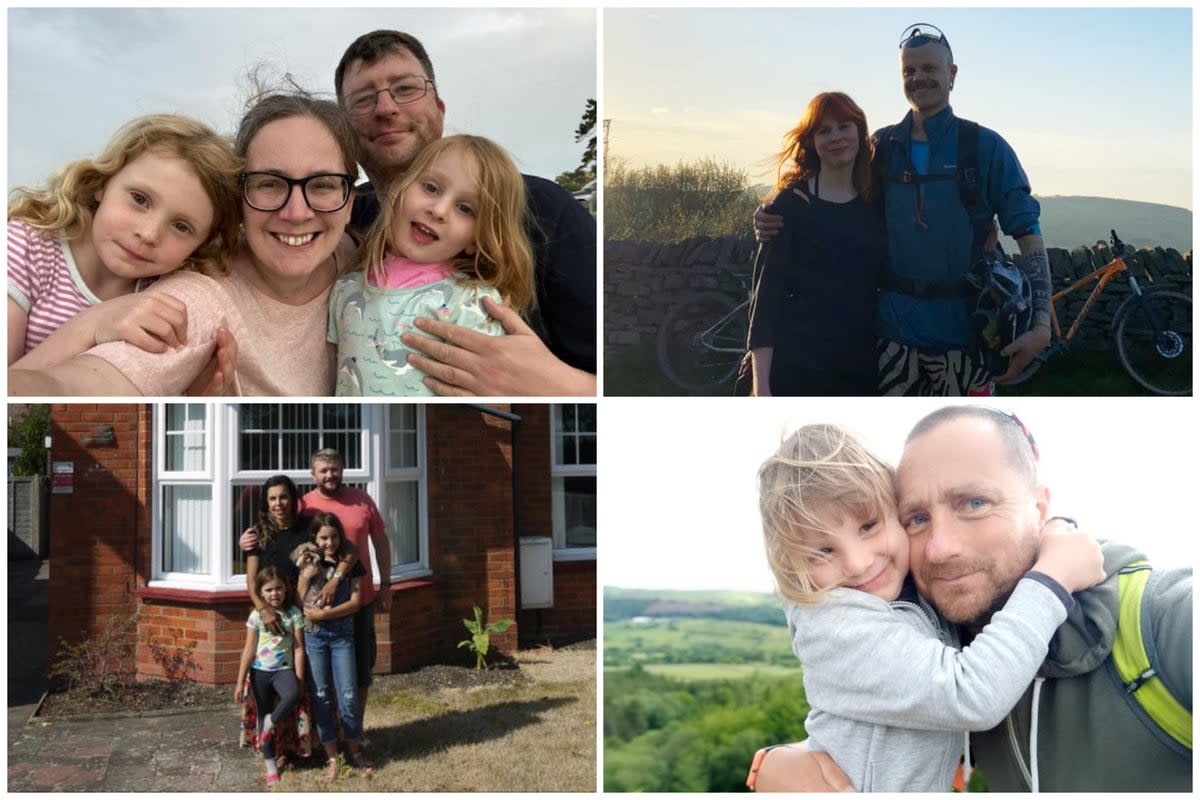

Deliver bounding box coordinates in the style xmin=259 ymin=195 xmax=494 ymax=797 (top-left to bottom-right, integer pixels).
xmin=423 ymin=405 xmax=519 ymax=659
xmin=47 ymin=405 xmax=149 ymax=665
xmin=512 ymin=405 xmax=597 ymax=643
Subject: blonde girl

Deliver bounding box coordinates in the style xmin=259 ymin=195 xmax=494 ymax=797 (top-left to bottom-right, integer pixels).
xmin=235 ymin=566 xmax=305 ymax=788
xmin=328 ymin=134 xmax=535 ymax=396
xmin=755 ymin=423 xmax=1103 ymax=791
xmin=8 ymin=114 xmax=242 ymax=366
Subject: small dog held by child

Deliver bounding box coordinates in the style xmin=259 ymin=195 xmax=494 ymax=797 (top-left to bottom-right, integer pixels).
xmin=289 ymin=542 xmax=327 ymax=633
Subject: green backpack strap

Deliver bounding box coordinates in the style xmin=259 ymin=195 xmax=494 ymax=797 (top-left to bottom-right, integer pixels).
xmin=1114 ymin=562 xmax=1192 ymax=752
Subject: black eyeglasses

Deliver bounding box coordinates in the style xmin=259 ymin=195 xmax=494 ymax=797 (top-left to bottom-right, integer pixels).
xmin=343 ymin=77 xmax=435 ymax=118
xmin=899 ymin=23 xmax=953 ymax=60
xmin=240 ymin=172 xmax=356 ymax=213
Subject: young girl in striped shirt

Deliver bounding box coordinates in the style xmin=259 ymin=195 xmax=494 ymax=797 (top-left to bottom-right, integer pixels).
xmin=7 ymin=114 xmax=241 ymax=366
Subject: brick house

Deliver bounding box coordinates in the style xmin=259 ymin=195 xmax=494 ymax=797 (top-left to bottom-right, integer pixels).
xmin=43 ymin=403 xmax=596 ymax=686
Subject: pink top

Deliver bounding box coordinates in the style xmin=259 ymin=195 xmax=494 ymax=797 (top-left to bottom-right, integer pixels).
xmin=87 ymin=263 xmax=334 ymax=396
xmin=7 ymin=220 xmax=102 ymax=354
xmin=368 ymin=254 xmax=456 ymax=289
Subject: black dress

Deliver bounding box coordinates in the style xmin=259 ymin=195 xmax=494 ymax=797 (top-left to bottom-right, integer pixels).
xmin=747 ymin=181 xmax=886 ymax=395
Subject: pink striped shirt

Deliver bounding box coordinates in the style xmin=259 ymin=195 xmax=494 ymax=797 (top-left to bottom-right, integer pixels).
xmin=7 ymin=219 xmax=102 ymax=354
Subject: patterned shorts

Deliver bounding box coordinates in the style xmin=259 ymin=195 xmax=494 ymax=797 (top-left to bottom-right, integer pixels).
xmin=877 ymin=338 xmax=995 ymax=397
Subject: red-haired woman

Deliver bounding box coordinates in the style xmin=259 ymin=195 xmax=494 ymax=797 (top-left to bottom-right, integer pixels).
xmin=747 ymin=92 xmax=886 ymax=396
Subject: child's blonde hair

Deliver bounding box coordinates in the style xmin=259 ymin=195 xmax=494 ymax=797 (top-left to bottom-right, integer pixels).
xmin=357 ymin=134 xmax=536 ymax=317
xmin=8 ymin=114 xmax=243 ymax=277
xmin=759 ymin=424 xmax=896 ymax=605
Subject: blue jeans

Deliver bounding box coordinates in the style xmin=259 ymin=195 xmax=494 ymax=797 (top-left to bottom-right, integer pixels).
xmin=304 ymin=625 xmax=361 ymax=745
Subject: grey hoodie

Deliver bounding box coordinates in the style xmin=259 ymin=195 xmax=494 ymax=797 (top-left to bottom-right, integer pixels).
xmin=788 ymin=575 xmax=1068 ymax=791
xmin=969 ymin=541 xmax=1192 ymax=791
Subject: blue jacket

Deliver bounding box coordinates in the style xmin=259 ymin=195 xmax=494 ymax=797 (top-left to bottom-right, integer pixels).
xmin=876 ymin=106 xmax=1041 ymax=350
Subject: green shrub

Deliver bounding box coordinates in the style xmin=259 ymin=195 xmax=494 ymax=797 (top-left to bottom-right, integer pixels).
xmin=605 ymin=157 xmax=759 ymax=243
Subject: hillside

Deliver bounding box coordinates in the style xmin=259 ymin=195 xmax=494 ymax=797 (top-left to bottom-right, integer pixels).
xmin=745 ymin=190 xmax=1192 ymax=252
xmin=1035 ymin=196 xmax=1191 ymax=252
xmin=604 ymin=586 xmax=786 ymax=626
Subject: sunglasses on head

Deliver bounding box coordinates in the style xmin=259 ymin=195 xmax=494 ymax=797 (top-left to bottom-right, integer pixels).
xmin=899 ymin=23 xmax=953 ymax=60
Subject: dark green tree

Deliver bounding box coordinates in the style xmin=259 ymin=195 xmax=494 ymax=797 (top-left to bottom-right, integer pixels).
xmin=8 ymin=404 xmax=51 ymax=476
xmin=575 ymin=98 xmax=597 ymax=171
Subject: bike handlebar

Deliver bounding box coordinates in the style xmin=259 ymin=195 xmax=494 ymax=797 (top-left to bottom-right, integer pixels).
xmin=1110 ymin=229 xmax=1126 ymax=257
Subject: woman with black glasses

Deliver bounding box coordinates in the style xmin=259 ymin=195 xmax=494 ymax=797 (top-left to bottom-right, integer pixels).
xmin=9 ymin=90 xmax=359 ymax=396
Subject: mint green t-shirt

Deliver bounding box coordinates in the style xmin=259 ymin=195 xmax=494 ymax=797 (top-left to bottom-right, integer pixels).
xmin=247 ymin=605 xmax=304 ymax=671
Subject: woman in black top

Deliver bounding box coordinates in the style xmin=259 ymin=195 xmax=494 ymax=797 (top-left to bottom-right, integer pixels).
xmin=748 ymin=92 xmax=886 ymax=396
xmin=241 ymin=474 xmax=315 ymax=760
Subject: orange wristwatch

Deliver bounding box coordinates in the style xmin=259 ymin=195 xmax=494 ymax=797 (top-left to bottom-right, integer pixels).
xmin=746 ymin=744 xmax=794 ymax=791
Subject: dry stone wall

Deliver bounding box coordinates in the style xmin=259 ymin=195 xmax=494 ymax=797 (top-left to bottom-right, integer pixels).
xmin=604 ymin=235 xmax=1191 ymax=360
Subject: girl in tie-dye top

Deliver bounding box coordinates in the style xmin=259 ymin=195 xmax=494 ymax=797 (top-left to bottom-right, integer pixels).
xmin=235 ymin=567 xmax=305 ymax=787
xmin=329 ymin=135 xmax=536 ymax=396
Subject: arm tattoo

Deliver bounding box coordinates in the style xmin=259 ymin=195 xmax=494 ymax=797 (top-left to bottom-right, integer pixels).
xmin=1020 ymin=248 xmax=1052 ymax=326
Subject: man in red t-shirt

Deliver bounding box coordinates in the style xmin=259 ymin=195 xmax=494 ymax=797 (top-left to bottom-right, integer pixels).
xmin=301 ymin=448 xmax=391 ymax=724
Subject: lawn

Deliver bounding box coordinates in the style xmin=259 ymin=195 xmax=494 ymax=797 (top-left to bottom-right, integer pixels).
xmin=273 ymin=646 xmax=596 ymax=792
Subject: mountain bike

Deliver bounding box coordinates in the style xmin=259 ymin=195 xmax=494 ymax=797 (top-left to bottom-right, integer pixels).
xmin=1003 ymin=230 xmax=1191 ymax=395
xmin=655 ymin=277 xmax=750 ymax=393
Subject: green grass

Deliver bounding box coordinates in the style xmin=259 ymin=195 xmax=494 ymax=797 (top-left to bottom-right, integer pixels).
xmin=641 ymin=663 xmax=797 ymax=681
xmin=604 ymin=346 xmax=735 ymax=396
xmin=997 ymin=347 xmax=1187 ymax=396
xmin=604 ymin=618 xmax=793 ymax=669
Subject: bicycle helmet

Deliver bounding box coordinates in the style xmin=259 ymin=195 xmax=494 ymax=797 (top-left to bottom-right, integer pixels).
xmin=965 ymin=253 xmax=1034 ymax=375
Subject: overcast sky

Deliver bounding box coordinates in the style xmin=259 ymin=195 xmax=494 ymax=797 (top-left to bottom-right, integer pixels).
xmin=607 ymin=8 xmax=1193 ymax=209
xmin=7 ymin=7 xmax=596 ymax=191
xmin=602 ymin=397 xmax=1196 ymax=593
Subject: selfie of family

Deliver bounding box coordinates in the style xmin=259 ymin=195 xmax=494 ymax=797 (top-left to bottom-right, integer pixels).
xmin=746 ymin=24 xmax=1052 ymax=397
xmin=8 ymin=24 xmax=597 ymax=398
xmin=747 ymin=406 xmax=1191 ymax=792
xmin=235 ymin=447 xmax=390 ymax=785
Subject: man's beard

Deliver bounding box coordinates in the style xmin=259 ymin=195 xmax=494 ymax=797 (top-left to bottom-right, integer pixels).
xmin=918 ymin=528 xmax=1038 ymax=628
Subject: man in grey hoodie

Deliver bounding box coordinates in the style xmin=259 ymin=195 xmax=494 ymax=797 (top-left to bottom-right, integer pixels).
xmin=753 ymin=406 xmax=1192 ymax=792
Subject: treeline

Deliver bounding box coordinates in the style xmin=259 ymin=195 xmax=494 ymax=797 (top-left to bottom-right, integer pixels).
xmin=605 ymin=618 xmax=794 ymax=668
xmin=604 ymin=666 xmax=810 ymax=792
xmin=604 ymin=587 xmax=787 ymax=626
xmin=605 ymin=158 xmax=760 ymax=243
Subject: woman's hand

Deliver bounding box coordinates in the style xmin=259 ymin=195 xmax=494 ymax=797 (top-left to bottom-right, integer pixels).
xmin=234 ymin=680 xmax=245 ymax=704
xmin=259 ymin=605 xmax=284 ymax=636
xmin=753 ymin=204 xmax=784 ymax=244
xmin=400 ymin=297 xmax=595 ymax=396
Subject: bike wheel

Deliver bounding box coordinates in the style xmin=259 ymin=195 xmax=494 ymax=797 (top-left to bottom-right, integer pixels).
xmin=1114 ymin=290 xmax=1192 ymax=395
xmin=655 ymin=291 xmax=746 ymax=393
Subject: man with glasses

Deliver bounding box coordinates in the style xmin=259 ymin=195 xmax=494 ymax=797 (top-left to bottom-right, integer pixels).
xmin=756 ymin=24 xmax=1051 ymax=397
xmin=334 ymin=30 xmax=596 ymax=396
xmin=748 ymin=406 xmax=1192 ymax=791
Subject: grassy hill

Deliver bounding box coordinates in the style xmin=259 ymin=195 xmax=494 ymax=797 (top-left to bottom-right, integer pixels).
xmin=1036 ymin=196 xmax=1191 ymax=252
xmin=745 ymin=190 xmax=1192 ymax=252
xmin=604 ymin=586 xmax=786 ymax=626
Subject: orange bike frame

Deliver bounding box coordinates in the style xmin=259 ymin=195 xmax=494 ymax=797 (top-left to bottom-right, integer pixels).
xmin=1047 ymin=254 xmax=1128 ymax=342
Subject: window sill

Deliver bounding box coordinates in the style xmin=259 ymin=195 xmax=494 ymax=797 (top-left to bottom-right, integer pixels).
xmin=137 ymin=584 xmax=249 ymax=604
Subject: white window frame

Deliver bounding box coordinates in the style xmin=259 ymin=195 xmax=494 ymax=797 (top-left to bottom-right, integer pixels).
xmin=150 ymin=404 xmax=429 ymax=591
xmin=550 ymin=403 xmax=597 ymax=562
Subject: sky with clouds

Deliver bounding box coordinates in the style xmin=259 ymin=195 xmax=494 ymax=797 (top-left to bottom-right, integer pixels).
xmin=606 ymin=8 xmax=1193 ymax=210
xmin=7 ymin=7 xmax=596 ymax=192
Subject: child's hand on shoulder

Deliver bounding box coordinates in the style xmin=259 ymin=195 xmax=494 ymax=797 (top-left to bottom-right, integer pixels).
xmin=1032 ymin=518 xmax=1105 ymax=593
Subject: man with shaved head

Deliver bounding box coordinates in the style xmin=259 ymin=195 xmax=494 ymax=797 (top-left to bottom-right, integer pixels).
xmin=752 ymin=405 xmax=1191 ymax=792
